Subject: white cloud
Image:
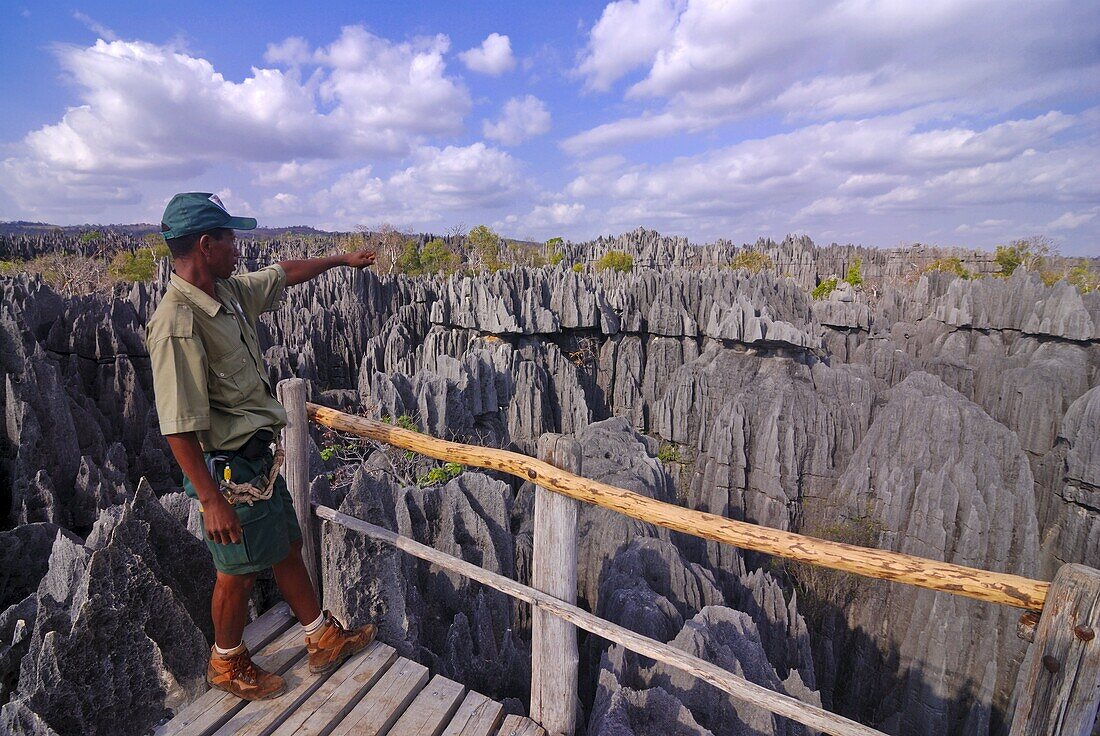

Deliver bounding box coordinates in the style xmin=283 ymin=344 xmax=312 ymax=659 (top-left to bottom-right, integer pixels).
xmin=562 ymin=110 xmax=1100 ymax=247
xmin=1047 ymin=210 xmax=1097 ymax=230
xmin=568 ymin=0 xmax=1100 ymax=152
xmin=458 ymin=33 xmax=515 ymax=76
xmin=524 ymin=202 xmax=586 ymax=229
xmin=72 ymin=11 xmax=118 ymax=41
xmin=576 ymin=0 xmax=681 ymax=91
xmin=252 ymin=159 xmax=333 ymax=187
xmin=1 ymin=29 xmax=470 ymax=211
xmin=261 ymin=192 xmax=303 ymax=216
xmin=483 ymin=95 xmax=551 ymax=146
xmin=264 ymin=37 xmax=312 ymax=66
xmin=313 ymin=143 xmax=531 ymax=228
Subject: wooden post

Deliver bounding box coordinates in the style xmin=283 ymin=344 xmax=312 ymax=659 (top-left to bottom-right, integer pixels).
xmin=530 ymin=434 xmax=581 ymax=736
xmin=1009 ymin=564 xmax=1100 ymax=735
xmin=277 ymin=378 xmax=320 ymax=597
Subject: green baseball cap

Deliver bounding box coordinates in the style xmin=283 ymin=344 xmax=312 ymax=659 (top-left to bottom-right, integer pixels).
xmin=160 ymin=192 xmax=257 ymax=240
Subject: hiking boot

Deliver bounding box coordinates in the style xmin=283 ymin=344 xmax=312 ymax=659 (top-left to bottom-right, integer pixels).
xmin=305 ymin=612 xmax=377 ymax=674
xmin=207 ymin=647 xmax=287 ymax=701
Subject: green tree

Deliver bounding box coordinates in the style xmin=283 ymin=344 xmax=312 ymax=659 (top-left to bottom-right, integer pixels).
xmin=108 ymin=248 xmax=157 ymax=282
xmin=468 ymin=225 xmax=506 ymax=273
xmin=420 ymin=238 xmax=460 ymax=275
xmin=595 ymin=250 xmax=633 ymax=273
xmin=844 ymin=257 xmax=863 ymax=287
xmin=995 ymin=235 xmax=1057 ymax=277
xmin=79 ymin=230 xmax=104 ymax=244
xmin=1066 ymin=263 xmax=1099 ymax=293
xmin=394 ymin=240 xmax=423 ymax=275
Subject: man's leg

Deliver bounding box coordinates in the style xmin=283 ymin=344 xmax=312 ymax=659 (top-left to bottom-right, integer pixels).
xmin=271 ymin=539 xmax=322 ymax=625
xmin=212 ymin=570 xmax=257 ymax=649
xmin=272 ymin=539 xmax=376 ymax=674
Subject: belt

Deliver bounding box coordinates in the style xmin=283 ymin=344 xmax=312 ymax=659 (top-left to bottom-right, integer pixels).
xmin=209 ymin=429 xmax=274 ymax=462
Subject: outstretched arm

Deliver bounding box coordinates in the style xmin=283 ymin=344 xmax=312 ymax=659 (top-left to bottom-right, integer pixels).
xmin=278 ymin=249 xmax=376 ymax=286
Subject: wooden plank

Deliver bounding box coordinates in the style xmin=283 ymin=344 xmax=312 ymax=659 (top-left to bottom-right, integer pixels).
xmin=329 ymin=657 xmax=429 ymax=736
xmin=280 ymin=378 xmax=320 ymax=593
xmin=242 ymin=603 xmax=297 ymax=653
xmin=156 ymin=625 xmax=305 ymax=736
xmin=530 ymin=434 xmax=580 ymax=736
xmin=1009 ymin=564 xmax=1100 ymax=735
xmin=388 ymin=674 xmax=466 ymax=736
xmin=316 ymin=505 xmax=889 ymax=736
xmin=158 ymin=604 xmax=297 ymax=735
xmin=439 ymin=691 xmax=503 ymax=736
xmin=495 ymin=715 xmax=545 ymax=736
xmin=269 ymin=641 xmax=398 ymax=736
xmin=213 ymin=635 xmax=354 ymax=736
xmin=308 ymin=402 xmax=1049 ymax=611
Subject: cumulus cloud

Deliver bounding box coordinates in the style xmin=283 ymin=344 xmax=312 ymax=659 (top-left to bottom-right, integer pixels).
xmin=576 ymin=0 xmax=681 ymax=91
xmin=483 ymin=95 xmax=551 ymax=146
xmin=459 ymin=33 xmax=515 ymax=75
xmin=0 ymin=29 xmax=470 ymax=211
xmin=313 ymin=142 xmax=531 ymax=228
xmin=252 ymin=159 xmax=333 ymax=187
xmin=524 ymin=202 xmax=586 ymax=229
xmin=567 ymin=0 xmax=1100 ymax=153
xmin=564 ymin=110 xmax=1100 ymax=247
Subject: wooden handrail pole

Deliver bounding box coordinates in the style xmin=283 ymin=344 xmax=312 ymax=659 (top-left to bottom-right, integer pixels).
xmin=530 ymin=434 xmax=581 ymax=736
xmin=278 ymin=378 xmax=320 ymax=597
xmin=1009 ymin=564 xmax=1100 ymax=735
xmin=305 ymin=403 xmax=1051 ymax=611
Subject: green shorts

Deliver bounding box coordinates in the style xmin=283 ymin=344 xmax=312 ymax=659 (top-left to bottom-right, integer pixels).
xmin=183 ymin=450 xmax=303 ymax=576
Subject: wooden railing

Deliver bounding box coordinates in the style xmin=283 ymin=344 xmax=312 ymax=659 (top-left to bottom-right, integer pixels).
xmin=276 ymin=379 xmax=1100 ymax=736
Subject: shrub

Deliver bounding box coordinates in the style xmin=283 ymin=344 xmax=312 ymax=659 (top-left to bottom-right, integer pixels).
xmin=729 ymin=251 xmax=775 ymax=273
xmin=79 ymin=230 xmax=104 ymax=244
xmin=417 ymin=462 xmax=465 ymax=487
xmin=572 ymin=262 xmax=584 ymax=273
xmin=1067 ymin=263 xmax=1100 ymax=293
xmin=596 ymin=250 xmax=633 ymax=273
xmin=811 ymin=277 xmax=839 ymax=300
xmin=844 ymin=257 xmax=863 ymax=287
xmin=995 ymin=236 xmax=1056 ymax=277
xmin=785 ymin=513 xmax=883 ymax=627
xmin=657 ymin=442 xmax=681 ymax=464
xmin=921 ymin=257 xmax=973 ymax=280
xmin=108 ymin=248 xmax=158 ymax=282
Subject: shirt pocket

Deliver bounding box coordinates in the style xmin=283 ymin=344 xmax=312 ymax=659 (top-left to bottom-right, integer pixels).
xmin=207 ymin=345 xmax=259 ymax=406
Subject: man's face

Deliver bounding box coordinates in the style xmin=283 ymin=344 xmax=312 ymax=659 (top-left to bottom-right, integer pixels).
xmin=203 ymin=229 xmax=238 ymax=279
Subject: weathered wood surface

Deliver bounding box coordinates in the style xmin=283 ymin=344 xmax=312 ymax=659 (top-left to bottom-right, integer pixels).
xmin=439 ymin=691 xmax=504 ymax=736
xmin=388 ymin=674 xmax=467 ymax=736
xmin=316 ymin=504 xmax=889 ymax=736
xmin=156 ymin=608 xmax=300 ymax=736
xmin=279 ymin=379 xmax=320 ymax=593
xmin=496 ymin=714 xmax=547 ymax=736
xmin=1009 ymin=564 xmax=1100 ymax=735
xmin=307 ymin=403 xmax=1049 ymax=611
xmin=269 ymin=642 xmax=397 ymax=736
xmin=530 ymin=434 xmax=581 ymax=736
xmin=328 ymin=657 xmax=430 ymax=736
xmin=159 ymin=605 xmax=519 ymax=736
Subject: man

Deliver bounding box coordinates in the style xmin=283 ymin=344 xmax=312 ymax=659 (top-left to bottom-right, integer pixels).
xmin=145 ymin=192 xmax=376 ymax=700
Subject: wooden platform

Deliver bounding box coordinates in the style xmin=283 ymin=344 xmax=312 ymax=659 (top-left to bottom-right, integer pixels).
xmin=157 ymin=604 xmax=545 ymax=736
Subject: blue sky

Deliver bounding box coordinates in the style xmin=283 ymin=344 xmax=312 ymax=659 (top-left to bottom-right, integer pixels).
xmin=1 ymin=1 xmax=1098 ymax=255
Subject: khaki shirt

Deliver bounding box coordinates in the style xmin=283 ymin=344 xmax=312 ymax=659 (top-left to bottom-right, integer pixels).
xmin=146 ymin=265 xmax=288 ymax=452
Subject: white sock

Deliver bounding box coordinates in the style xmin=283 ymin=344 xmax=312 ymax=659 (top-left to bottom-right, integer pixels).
xmin=302 ymin=612 xmax=327 ymax=636
xmin=214 ymin=641 xmax=245 ymax=657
